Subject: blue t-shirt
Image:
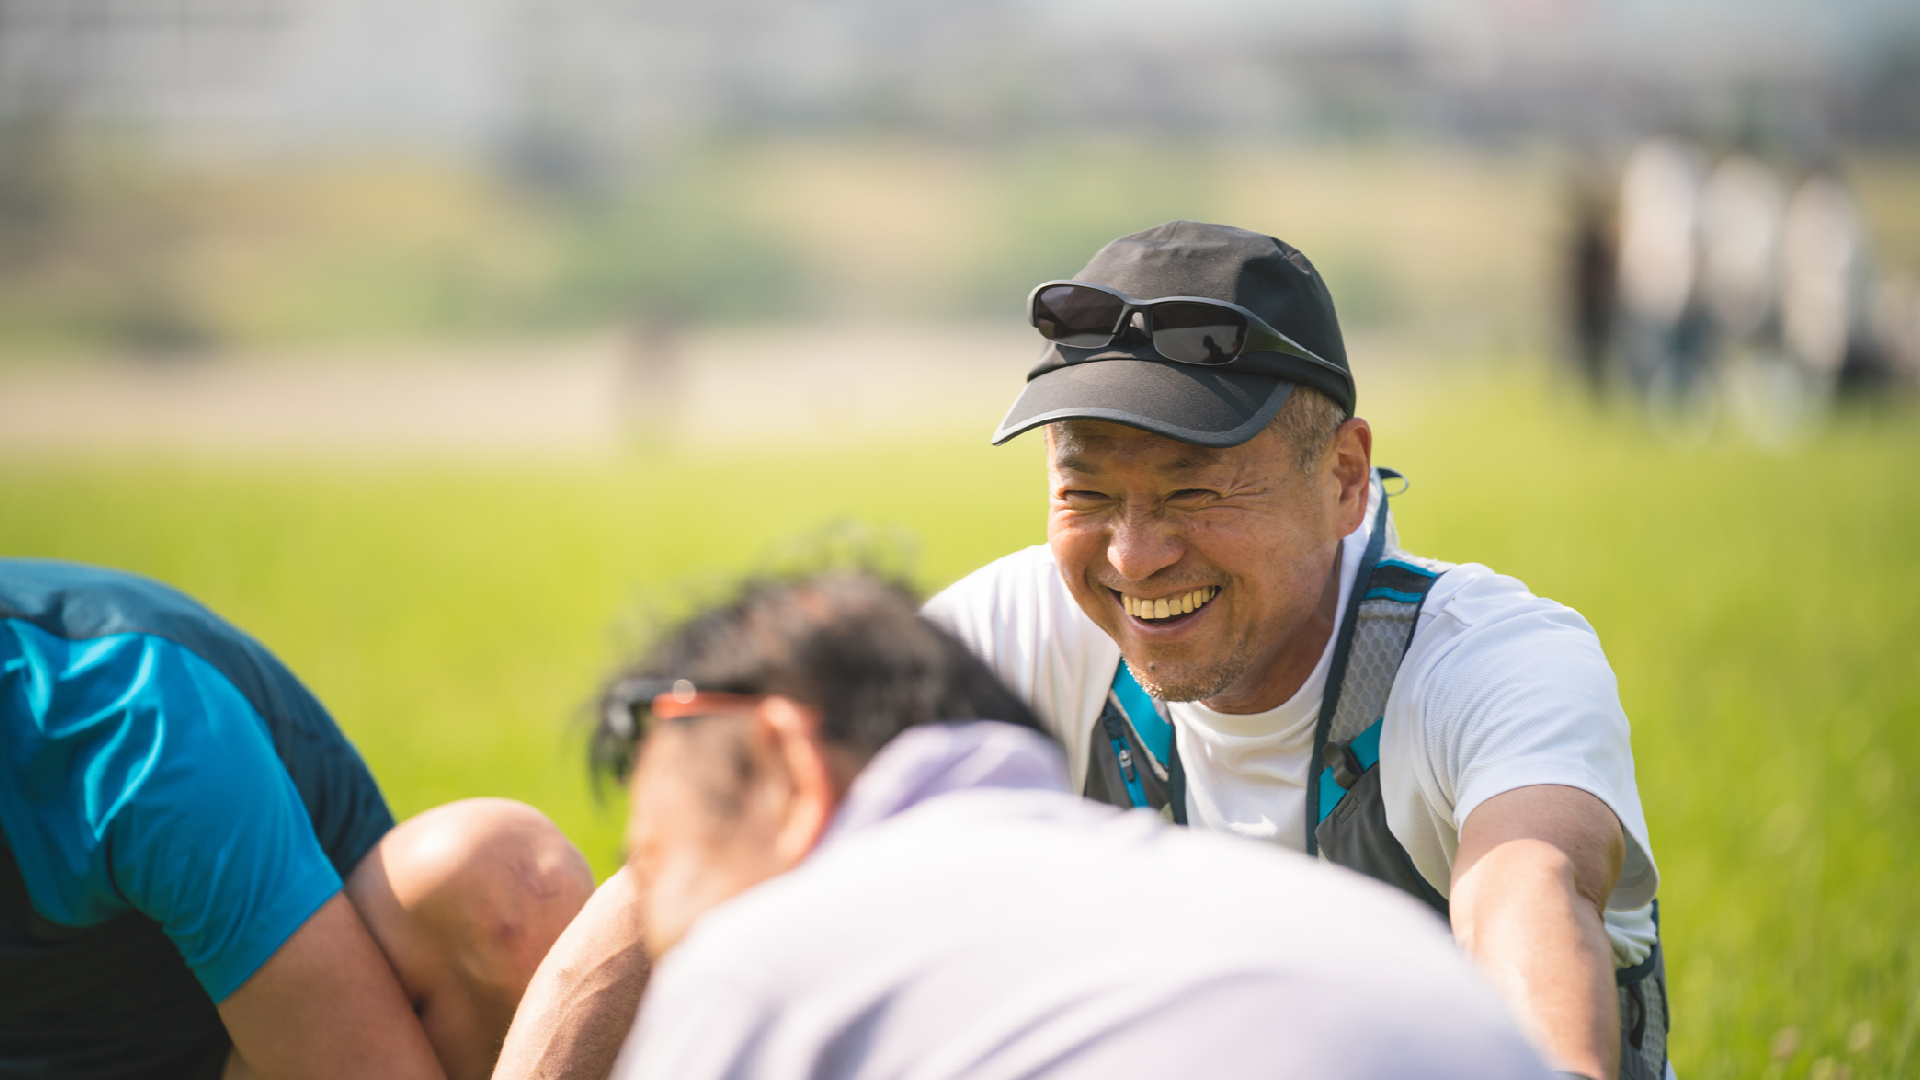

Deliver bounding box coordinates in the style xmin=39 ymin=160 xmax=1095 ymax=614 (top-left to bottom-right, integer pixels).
xmin=0 ymin=558 xmax=394 ymax=1079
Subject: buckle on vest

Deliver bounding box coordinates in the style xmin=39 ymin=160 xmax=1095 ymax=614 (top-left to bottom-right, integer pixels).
xmin=1323 ymin=740 xmax=1364 ymax=789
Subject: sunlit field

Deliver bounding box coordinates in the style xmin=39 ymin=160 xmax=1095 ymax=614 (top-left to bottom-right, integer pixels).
xmin=3 ymin=354 xmax=1915 ymax=1078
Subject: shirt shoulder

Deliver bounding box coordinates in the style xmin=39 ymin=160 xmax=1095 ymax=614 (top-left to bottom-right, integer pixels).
xmin=1383 ymin=562 xmax=1659 ymax=913
xmin=924 ymin=545 xmax=1075 ymax=639
xmin=0 ymin=558 xmax=393 ymax=880
xmin=1416 ymin=561 xmax=1587 ymax=632
xmin=0 ymin=621 xmax=347 ymax=1001
xmin=925 ymin=547 xmax=1118 ymax=787
xmin=1402 ymin=562 xmax=1617 ymax=732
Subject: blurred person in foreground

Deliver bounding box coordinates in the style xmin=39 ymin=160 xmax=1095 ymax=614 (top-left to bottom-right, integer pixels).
xmin=0 ymin=558 xmax=595 ymax=1080
xmin=505 ymin=570 xmax=1551 ymax=1080
xmin=920 ymin=221 xmax=1668 ymax=1080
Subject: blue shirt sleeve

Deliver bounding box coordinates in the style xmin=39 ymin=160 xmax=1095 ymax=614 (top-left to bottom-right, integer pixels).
xmin=0 ymin=620 xmax=344 ymax=1002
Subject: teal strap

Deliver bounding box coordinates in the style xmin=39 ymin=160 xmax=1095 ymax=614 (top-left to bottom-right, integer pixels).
xmin=1316 ymin=717 xmax=1383 ymax=824
xmin=1374 ymin=558 xmax=1438 ymax=577
xmin=1104 ymin=718 xmax=1149 ymax=809
xmin=1305 ymin=471 xmax=1394 ymax=856
xmin=1111 ymin=660 xmax=1173 ymax=768
xmin=1363 ymin=558 xmax=1440 ymax=602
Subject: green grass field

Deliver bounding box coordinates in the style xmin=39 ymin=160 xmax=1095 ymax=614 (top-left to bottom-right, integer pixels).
xmin=2 ymin=360 xmax=1915 ymax=1078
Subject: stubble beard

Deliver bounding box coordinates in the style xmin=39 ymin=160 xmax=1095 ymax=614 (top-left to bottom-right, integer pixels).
xmin=1123 ymin=633 xmax=1257 ymax=704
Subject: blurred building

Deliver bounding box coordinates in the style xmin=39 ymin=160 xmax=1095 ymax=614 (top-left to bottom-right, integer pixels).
xmin=3 ymin=0 xmax=1917 ymax=171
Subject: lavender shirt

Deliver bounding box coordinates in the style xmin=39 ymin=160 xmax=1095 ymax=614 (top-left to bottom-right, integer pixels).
xmin=613 ymin=720 xmax=1551 ymax=1080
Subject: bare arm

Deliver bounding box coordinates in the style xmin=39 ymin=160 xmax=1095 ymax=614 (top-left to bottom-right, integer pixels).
xmin=217 ymin=892 xmax=447 ymax=1080
xmin=492 ymin=865 xmax=653 ymax=1080
xmin=1451 ymin=784 xmax=1625 ymax=1080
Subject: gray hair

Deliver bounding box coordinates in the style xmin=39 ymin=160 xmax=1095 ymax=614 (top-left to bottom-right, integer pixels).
xmin=1269 ymin=385 xmax=1350 ymax=476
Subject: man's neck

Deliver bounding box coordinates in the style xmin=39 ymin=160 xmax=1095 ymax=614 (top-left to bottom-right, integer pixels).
xmin=1200 ymin=544 xmax=1344 ymax=715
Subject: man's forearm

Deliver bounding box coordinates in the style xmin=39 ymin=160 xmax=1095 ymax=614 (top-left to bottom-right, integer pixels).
xmin=1452 ymin=838 xmax=1619 ymax=1080
xmin=493 ymin=867 xmax=652 ymax=1080
xmin=218 ymin=893 xmax=447 ymax=1080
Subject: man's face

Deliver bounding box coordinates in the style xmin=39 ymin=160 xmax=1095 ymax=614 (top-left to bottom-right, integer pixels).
xmin=1045 ymin=416 xmax=1369 ymax=712
xmin=623 ymin=710 xmax=786 ymax=958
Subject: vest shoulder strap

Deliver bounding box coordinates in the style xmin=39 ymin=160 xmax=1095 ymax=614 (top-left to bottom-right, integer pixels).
xmin=1313 ymin=553 xmax=1445 ymax=828
xmin=1111 ymin=660 xmax=1172 ymax=767
xmin=1304 ymin=468 xmax=1452 ymax=852
xmin=1083 ymin=660 xmax=1185 ymax=821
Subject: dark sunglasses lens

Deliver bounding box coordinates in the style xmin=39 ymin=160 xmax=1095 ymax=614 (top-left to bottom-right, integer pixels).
xmin=625 ymin=701 xmax=656 ymax=742
xmin=1034 ymin=285 xmax=1126 ymax=348
xmin=1149 ymin=302 xmax=1247 ymax=365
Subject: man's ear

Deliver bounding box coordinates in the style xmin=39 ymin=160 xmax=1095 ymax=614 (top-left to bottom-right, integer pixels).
xmin=1329 ymin=416 xmax=1373 ymax=535
xmin=753 ymin=696 xmax=842 ymax=870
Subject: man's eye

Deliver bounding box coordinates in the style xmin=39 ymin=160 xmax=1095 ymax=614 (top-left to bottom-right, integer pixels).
xmin=1167 ymin=489 xmax=1214 ymax=506
xmin=1057 ymin=489 xmax=1108 ymax=508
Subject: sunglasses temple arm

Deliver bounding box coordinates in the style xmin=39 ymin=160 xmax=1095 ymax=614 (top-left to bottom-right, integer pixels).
xmin=1249 ymin=324 xmax=1340 ymax=371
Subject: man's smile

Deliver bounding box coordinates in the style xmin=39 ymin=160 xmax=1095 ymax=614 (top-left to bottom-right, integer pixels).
xmin=1112 ymin=585 xmax=1220 ymax=625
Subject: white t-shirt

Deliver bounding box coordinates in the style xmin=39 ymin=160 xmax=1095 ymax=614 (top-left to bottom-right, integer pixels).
xmin=924 ymin=478 xmax=1661 ymax=965
xmin=612 ymin=721 xmax=1552 ymax=1080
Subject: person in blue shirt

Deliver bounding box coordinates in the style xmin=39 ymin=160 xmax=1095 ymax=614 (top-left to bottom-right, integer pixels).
xmin=0 ymin=558 xmax=596 ymax=1080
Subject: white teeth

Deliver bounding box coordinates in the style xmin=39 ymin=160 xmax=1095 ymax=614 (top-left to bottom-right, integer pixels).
xmin=1124 ymin=586 xmax=1218 ymax=621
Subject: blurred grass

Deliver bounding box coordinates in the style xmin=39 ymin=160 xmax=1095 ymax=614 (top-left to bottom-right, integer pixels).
xmin=1 ymin=361 xmax=1916 ymax=1078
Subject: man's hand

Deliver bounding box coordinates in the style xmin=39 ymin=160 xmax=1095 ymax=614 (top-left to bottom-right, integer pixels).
xmin=492 ymin=866 xmax=652 ymax=1080
xmin=217 ymin=892 xmax=446 ymax=1080
xmin=1452 ymin=784 xmax=1625 ymax=1080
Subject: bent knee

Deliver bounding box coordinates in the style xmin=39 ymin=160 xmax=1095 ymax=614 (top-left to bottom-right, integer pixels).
xmin=351 ymin=798 xmax=594 ymax=992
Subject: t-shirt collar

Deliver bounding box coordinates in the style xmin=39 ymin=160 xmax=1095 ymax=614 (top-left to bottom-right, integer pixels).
xmin=822 ymin=720 xmax=1069 ymax=844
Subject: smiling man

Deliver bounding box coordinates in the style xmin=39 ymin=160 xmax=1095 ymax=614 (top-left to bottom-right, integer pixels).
xmin=923 ymin=221 xmax=1669 ymax=1080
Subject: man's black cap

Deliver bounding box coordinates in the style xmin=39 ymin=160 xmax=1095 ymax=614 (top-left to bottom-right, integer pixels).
xmin=992 ymin=221 xmax=1353 ymax=448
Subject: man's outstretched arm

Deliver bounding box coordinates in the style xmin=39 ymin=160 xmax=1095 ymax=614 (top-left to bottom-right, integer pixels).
xmin=1452 ymin=784 xmax=1626 ymax=1080
xmin=217 ymin=892 xmax=446 ymax=1080
xmin=493 ymin=865 xmax=653 ymax=1080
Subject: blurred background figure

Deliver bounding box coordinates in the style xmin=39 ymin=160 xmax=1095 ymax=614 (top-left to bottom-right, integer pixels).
xmin=1563 ymin=164 xmax=1616 ymax=397
xmin=1613 ymin=138 xmax=1713 ymax=426
xmin=1781 ymin=175 xmax=1870 ymax=394
xmin=1701 ymin=156 xmax=1786 ymax=350
xmin=1568 ymin=139 xmax=1915 ymax=439
xmin=1699 ymin=154 xmax=1794 ymax=440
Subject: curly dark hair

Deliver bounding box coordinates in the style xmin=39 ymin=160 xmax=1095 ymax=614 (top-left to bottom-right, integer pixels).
xmin=591 ymin=570 xmax=1046 ymax=783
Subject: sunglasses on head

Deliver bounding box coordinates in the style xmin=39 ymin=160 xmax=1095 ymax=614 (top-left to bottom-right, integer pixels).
xmin=602 ymin=677 xmax=764 ymax=744
xmin=1028 ymin=280 xmax=1330 ymax=368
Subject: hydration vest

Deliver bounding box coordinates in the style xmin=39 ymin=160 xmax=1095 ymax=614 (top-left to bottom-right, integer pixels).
xmin=1082 ymin=468 xmax=1670 ymax=1080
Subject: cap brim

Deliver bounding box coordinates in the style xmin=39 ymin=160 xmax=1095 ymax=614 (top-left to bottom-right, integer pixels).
xmin=992 ymin=353 xmax=1294 ymax=448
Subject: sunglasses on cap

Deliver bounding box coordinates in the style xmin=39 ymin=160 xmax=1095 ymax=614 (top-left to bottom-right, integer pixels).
xmin=1028 ymin=280 xmax=1332 ymax=368
xmin=602 ymin=677 xmax=764 ymax=745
